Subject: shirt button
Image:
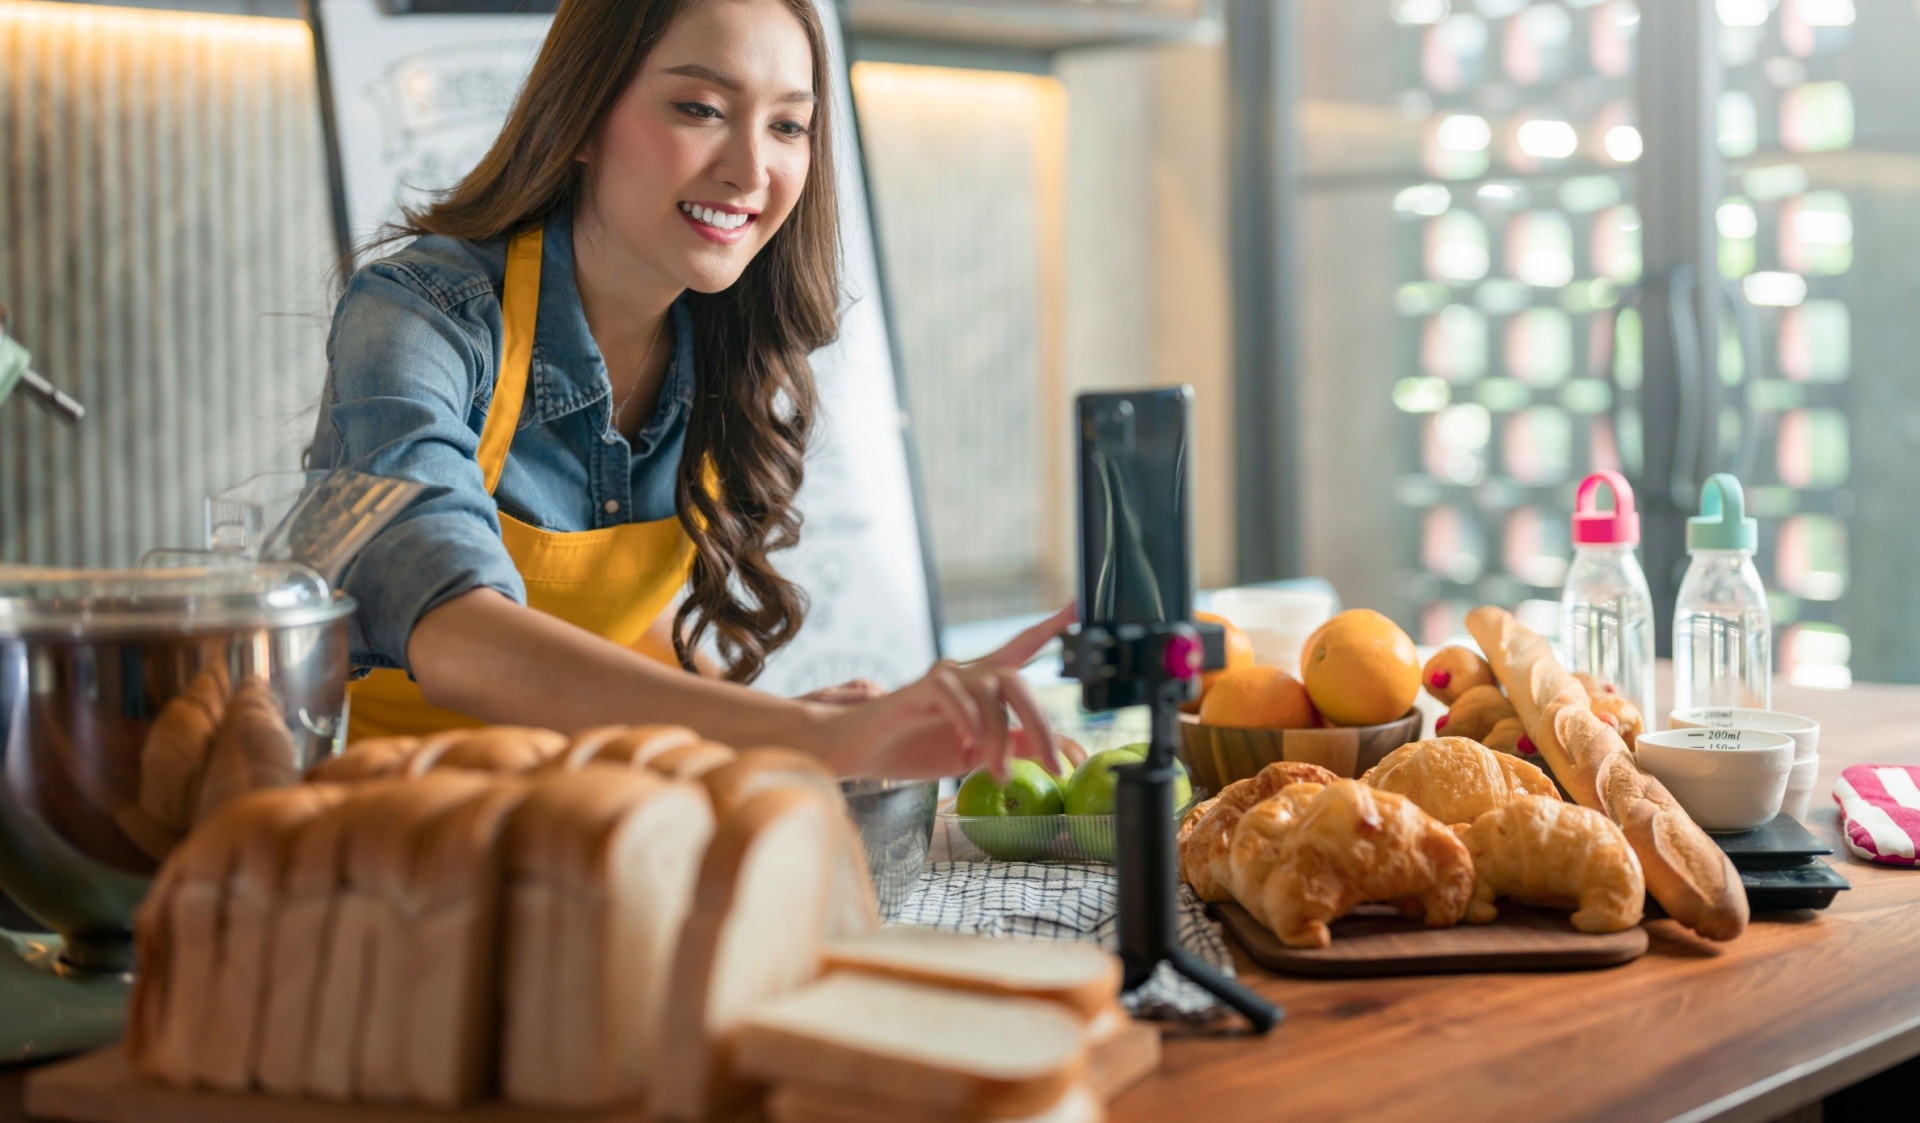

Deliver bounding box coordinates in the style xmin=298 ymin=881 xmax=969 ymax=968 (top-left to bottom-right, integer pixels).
xmin=603 ymin=499 xmax=621 ymax=515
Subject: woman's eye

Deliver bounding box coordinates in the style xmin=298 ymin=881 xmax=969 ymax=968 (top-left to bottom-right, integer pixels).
xmin=773 ymin=119 xmax=813 ymax=139
xmin=675 ymin=101 xmax=721 ymax=121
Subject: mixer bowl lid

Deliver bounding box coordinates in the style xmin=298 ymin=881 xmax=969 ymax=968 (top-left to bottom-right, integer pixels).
xmin=0 ymin=562 xmax=354 ymax=637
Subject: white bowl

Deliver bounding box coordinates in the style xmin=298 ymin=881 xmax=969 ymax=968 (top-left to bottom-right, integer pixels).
xmin=1636 ymin=727 xmax=1795 ymax=833
xmin=1783 ymin=755 xmax=1822 ymax=822
xmin=1669 ymin=706 xmax=1820 ymax=763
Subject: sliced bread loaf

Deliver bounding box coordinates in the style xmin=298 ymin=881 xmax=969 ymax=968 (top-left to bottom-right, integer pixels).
xmin=652 ymin=788 xmax=839 ymax=1121
xmin=766 ymin=1081 xmax=1105 ymax=1123
xmin=498 ymin=766 xmax=715 ymax=1109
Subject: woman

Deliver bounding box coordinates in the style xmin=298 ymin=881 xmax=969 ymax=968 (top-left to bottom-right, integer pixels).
xmin=311 ymin=0 xmax=1072 ymax=779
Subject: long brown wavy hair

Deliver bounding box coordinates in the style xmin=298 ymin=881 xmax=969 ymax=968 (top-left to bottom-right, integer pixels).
xmin=394 ymin=0 xmax=838 ymax=683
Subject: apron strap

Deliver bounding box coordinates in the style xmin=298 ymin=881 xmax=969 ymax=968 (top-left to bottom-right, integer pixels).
xmin=476 ymin=226 xmax=544 ymax=495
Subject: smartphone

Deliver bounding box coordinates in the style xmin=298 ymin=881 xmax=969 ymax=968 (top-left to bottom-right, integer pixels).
xmin=1076 ymin=387 xmax=1195 ymax=633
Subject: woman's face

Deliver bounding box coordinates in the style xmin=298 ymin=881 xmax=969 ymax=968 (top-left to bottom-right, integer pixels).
xmin=584 ymin=0 xmax=816 ymax=294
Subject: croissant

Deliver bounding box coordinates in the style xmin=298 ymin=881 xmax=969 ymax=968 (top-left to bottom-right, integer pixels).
xmin=1222 ymin=782 xmax=1326 ymax=928
xmin=1176 ymin=760 xmax=1340 ymax=900
xmin=1461 ymin=795 xmax=1645 ymax=933
xmin=1361 ymin=737 xmax=1559 ymax=825
xmin=1481 ymin=717 xmax=1539 ymax=761
xmin=1254 ymin=780 xmax=1474 ymax=949
xmin=1434 ymin=684 xmax=1516 ymax=742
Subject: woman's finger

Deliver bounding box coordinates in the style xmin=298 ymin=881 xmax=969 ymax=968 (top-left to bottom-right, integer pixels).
xmin=957 ymin=667 xmax=1011 ymax=780
xmin=977 ymin=603 xmax=1075 ymax=671
xmin=926 ymin=664 xmax=985 ymax=762
xmin=997 ymin=667 xmax=1063 ymax=773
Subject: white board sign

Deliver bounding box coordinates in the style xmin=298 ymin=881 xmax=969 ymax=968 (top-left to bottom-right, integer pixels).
xmin=311 ymin=0 xmax=941 ymax=695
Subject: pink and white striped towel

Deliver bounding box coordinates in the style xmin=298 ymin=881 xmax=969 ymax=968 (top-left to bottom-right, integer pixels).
xmin=1834 ymin=765 xmax=1920 ymax=866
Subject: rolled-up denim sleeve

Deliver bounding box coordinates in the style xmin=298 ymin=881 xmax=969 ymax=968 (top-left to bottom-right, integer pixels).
xmin=320 ymin=263 xmax=525 ymax=673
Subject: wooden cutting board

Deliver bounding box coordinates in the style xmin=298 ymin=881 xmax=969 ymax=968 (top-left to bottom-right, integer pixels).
xmin=25 ymin=1022 xmax=1160 ymax=1123
xmin=1215 ymin=901 xmax=1648 ymax=978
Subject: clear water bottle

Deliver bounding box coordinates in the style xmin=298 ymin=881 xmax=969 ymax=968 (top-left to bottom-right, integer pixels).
xmin=1561 ymin=470 xmax=1657 ymax=731
xmin=1673 ymin=473 xmax=1772 ymax=712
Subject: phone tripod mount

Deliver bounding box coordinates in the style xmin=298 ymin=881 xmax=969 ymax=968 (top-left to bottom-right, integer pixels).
xmin=1062 ymin=621 xmax=1282 ymax=1033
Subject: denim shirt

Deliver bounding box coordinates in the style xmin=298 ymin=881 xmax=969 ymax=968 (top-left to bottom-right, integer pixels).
xmin=309 ymin=206 xmax=695 ymax=674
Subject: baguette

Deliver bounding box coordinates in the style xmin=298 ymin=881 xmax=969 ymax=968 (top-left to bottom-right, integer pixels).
xmin=1465 ymin=606 xmax=1747 ymax=940
xmin=653 ymin=788 xmax=840 ymax=1121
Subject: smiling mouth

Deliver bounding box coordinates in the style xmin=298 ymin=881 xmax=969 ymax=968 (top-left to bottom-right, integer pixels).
xmin=678 ymin=202 xmax=755 ymax=232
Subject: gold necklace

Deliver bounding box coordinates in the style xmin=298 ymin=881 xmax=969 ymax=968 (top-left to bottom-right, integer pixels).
xmin=610 ymin=312 xmax=670 ymax=436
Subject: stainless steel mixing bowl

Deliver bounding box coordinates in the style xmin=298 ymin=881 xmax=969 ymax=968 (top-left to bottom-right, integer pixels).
xmin=840 ymin=778 xmax=938 ymax=921
xmin=0 ymin=565 xmax=354 ymax=972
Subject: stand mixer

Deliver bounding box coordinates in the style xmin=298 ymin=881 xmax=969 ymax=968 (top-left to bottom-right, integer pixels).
xmin=0 ymin=456 xmax=418 ymax=1062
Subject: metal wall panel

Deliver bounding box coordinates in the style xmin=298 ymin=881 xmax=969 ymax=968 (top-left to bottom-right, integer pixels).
xmin=0 ymin=2 xmax=333 ymax=566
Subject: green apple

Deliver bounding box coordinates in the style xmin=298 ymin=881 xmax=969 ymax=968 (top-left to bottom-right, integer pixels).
xmin=956 ymin=760 xmax=1065 ymax=860
xmin=1063 ymin=748 xmax=1192 ymax=861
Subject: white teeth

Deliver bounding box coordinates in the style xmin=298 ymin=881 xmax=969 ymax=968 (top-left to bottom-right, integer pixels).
xmin=681 ymin=202 xmax=749 ymax=231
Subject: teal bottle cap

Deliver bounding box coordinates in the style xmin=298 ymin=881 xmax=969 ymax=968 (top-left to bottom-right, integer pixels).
xmin=1687 ymin=473 xmax=1758 ymax=552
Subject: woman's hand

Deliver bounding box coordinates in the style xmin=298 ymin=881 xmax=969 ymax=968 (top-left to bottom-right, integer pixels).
xmin=799 ymin=679 xmax=886 ymax=705
xmin=807 ymin=606 xmax=1086 ymax=780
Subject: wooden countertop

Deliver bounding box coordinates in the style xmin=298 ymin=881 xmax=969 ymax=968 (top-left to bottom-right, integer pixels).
xmin=3 ymin=677 xmax=1915 ymax=1122
xmin=1116 ymin=677 xmax=1920 ymax=1123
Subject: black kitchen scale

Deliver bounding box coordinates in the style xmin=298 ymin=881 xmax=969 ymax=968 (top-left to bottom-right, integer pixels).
xmin=1712 ymin=813 xmax=1851 ymax=911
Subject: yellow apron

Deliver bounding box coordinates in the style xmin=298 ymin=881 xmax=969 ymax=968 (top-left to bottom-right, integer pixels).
xmin=347 ymin=227 xmax=696 ymax=742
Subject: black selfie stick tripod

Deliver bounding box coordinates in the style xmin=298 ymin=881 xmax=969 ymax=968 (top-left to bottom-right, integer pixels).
xmin=1062 ymin=621 xmax=1282 ymax=1033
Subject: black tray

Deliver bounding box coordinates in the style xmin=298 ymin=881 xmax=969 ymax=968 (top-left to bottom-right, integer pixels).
xmin=1712 ymin=812 xmax=1833 ymax=864
xmin=1739 ymin=862 xmax=1852 ymax=911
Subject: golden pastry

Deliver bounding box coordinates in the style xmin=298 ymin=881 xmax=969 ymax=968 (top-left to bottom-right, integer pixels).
xmin=1222 ymin=782 xmax=1325 ymax=928
xmin=1420 ymin=646 xmax=1496 ymax=706
xmin=1461 ymin=795 xmax=1644 ymax=933
xmin=1480 ymin=717 xmax=1539 ymax=761
xmin=1434 ymin=684 xmax=1517 ymax=742
xmin=1361 ymin=736 xmax=1559 ymax=825
xmin=1587 ymin=693 xmax=1644 ymax=751
xmin=1176 ymin=760 xmax=1339 ymax=901
xmin=1252 ymin=780 xmax=1474 ymax=949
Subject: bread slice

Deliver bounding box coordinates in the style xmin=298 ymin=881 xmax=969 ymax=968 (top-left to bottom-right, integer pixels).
xmin=403 ymin=727 xmax=567 ymax=777
xmin=253 ymin=785 xmax=388 ymax=1096
xmin=821 ymin=929 xmax=1121 ymax=1023
xmin=646 ymin=740 xmax=737 ymax=780
xmin=305 ymin=737 xmax=419 ymax=784
xmin=767 ymin=1081 xmax=1105 ymax=1123
xmin=550 ymin=724 xmax=701 ymax=771
xmin=304 ymin=772 xmax=495 ymax=1101
xmin=499 ymin=766 xmax=716 ymax=1109
xmin=733 ymin=973 xmax=1088 ymax=1119
xmin=652 ymin=788 xmax=840 ymax=1121
xmin=126 ymin=786 xmax=283 ymax=1086
xmin=703 ymin=750 xmax=879 ymax=940
xmin=356 ymin=778 xmax=533 ymax=1105
xmin=189 ymin=784 xmax=347 ymax=1092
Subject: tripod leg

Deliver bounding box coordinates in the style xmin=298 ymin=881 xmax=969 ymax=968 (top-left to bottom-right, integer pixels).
xmin=1159 ymin=946 xmax=1283 ymax=1033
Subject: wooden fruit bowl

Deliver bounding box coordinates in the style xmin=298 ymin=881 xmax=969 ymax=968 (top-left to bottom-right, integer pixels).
xmin=1178 ymin=709 xmax=1423 ymax=792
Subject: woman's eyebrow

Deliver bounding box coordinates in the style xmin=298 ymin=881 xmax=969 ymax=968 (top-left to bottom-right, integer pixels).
xmin=662 ymin=62 xmax=816 ymax=104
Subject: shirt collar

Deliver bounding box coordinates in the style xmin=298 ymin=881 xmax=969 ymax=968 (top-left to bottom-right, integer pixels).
xmin=522 ymin=205 xmax=695 ymax=431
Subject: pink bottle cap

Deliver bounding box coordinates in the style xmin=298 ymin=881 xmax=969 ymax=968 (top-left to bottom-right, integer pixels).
xmin=1573 ymin=470 xmax=1640 ymax=546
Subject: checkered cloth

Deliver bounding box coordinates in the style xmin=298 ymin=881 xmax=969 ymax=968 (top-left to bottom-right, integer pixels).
xmin=891 ymin=860 xmax=1236 ymax=1022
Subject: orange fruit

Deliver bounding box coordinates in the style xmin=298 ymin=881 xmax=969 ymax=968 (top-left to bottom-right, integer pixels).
xmin=1197 ymin=666 xmax=1318 ymax=730
xmin=1196 ymin=610 xmax=1255 ymax=698
xmin=1299 ymin=608 xmax=1420 ymax=726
